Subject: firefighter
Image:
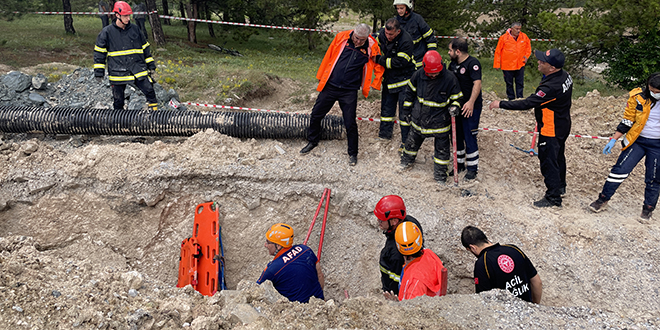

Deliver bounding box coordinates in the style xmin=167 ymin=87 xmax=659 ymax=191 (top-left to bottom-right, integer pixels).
xmin=93 ymin=1 xmax=158 ymax=111
xmin=374 ymin=195 xmax=423 ymax=296
xmin=400 ymin=50 xmax=463 ymax=185
xmin=393 ymin=0 xmax=436 ymax=70
xmin=375 ymin=18 xmax=416 ymax=149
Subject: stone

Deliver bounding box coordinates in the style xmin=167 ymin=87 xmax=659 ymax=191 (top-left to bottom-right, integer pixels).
xmin=32 ymin=73 xmax=48 ymax=90
xmin=120 ymin=270 xmax=144 ymax=290
xmin=0 ymin=85 xmax=16 ymax=101
xmin=28 ymin=93 xmax=46 ymax=106
xmin=227 ymin=304 xmax=263 ymax=325
xmin=1 ymin=71 xmax=32 ymax=92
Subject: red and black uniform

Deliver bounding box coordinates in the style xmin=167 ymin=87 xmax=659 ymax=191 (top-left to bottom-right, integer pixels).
xmin=449 ymin=55 xmax=483 ymax=173
xmin=473 ymin=243 xmax=538 ymax=303
xmin=375 ymin=28 xmax=415 ymax=142
xmin=401 ymin=68 xmax=463 ymax=182
xmin=379 ymin=215 xmax=422 ymax=294
xmin=398 ymin=248 xmax=446 ymax=301
xmin=396 ymin=12 xmax=436 ymax=69
xmin=500 ymin=69 xmax=573 ymax=205
xmin=94 ymin=20 xmax=158 ymax=110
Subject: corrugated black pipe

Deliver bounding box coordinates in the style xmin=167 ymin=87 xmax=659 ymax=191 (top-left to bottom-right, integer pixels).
xmin=0 ymin=106 xmax=345 ymax=140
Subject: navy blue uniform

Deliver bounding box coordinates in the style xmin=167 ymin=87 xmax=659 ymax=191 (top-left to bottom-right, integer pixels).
xmin=257 ymin=244 xmax=324 ymax=303
xmin=474 ymin=243 xmax=538 ymax=302
xmin=449 ymin=55 xmax=483 ymax=173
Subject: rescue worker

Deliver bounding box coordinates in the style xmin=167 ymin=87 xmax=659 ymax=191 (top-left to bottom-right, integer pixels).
xmin=489 ymin=49 xmax=573 ymax=207
xmin=374 ymin=195 xmax=424 ymax=296
xmin=98 ymin=0 xmax=111 ymax=28
xmin=493 ymin=22 xmax=531 ymax=100
xmin=393 ymin=0 xmax=436 ymax=70
xmin=93 ymin=1 xmax=159 ymax=111
xmin=257 ymin=223 xmax=325 ymax=303
xmin=300 ymin=23 xmax=384 ymax=166
xmin=588 ymin=73 xmax=660 ymax=222
xmin=461 ymin=226 xmax=542 ymax=304
xmin=400 ymin=50 xmax=463 ymax=185
xmin=390 ymin=222 xmax=446 ymax=301
xmin=448 ymin=37 xmax=482 ymax=181
xmin=375 ymin=18 xmax=415 ymax=148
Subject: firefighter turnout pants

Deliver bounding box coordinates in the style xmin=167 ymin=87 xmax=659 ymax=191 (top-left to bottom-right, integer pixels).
xmin=401 ymin=126 xmax=451 ymax=182
xmin=111 ymin=78 xmax=158 ymax=110
xmin=379 ymin=85 xmax=409 ymax=144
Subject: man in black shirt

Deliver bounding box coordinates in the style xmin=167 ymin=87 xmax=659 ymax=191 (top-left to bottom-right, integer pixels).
xmin=373 ymin=195 xmax=423 ymax=295
xmin=448 ymin=38 xmax=483 ymax=181
xmin=490 ymin=49 xmax=573 ymax=207
xmin=461 ymin=226 xmax=542 ymax=303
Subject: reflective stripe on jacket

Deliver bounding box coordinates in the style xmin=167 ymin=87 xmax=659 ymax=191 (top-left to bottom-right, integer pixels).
xmin=619 ymin=88 xmax=654 ymax=150
xmin=94 ymin=21 xmax=156 ymax=84
xmin=316 ymin=30 xmax=384 ymax=98
xmin=493 ymin=29 xmax=531 ymax=71
xmin=396 ymin=12 xmax=436 ymax=68
xmin=375 ymin=28 xmax=415 ymax=92
xmin=403 ymin=68 xmax=463 ymax=133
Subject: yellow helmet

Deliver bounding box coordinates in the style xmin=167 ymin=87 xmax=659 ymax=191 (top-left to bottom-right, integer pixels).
xmin=266 ymin=223 xmax=294 ymax=248
xmin=395 ymin=222 xmax=423 ymax=255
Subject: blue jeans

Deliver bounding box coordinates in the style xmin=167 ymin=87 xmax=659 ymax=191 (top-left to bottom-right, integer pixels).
xmin=600 ymin=136 xmax=660 ymax=209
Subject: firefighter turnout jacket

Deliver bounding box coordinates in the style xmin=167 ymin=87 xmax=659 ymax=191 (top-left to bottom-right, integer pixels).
xmin=380 ymin=215 xmax=423 ymax=294
xmin=94 ymin=21 xmax=156 ymax=84
xmin=617 ymin=87 xmax=657 ymax=150
xmin=493 ymin=29 xmax=531 ymax=71
xmin=316 ymin=30 xmax=384 ymax=98
xmin=499 ymin=69 xmax=573 ymax=139
xmin=375 ymin=28 xmax=415 ymax=93
xmin=403 ymin=69 xmax=463 ymax=135
xmin=396 ymin=12 xmax=436 ymax=69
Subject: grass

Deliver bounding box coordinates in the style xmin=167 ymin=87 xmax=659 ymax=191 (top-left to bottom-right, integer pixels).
xmin=0 ymin=13 xmax=626 ymax=103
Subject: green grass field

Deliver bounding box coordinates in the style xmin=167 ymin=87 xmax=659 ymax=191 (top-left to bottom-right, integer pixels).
xmin=0 ymin=14 xmax=626 ymax=103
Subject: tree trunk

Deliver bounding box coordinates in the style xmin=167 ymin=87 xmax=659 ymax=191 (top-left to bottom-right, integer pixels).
xmin=185 ymin=1 xmax=197 ymax=44
xmin=205 ymin=2 xmax=215 ymax=38
xmin=179 ymin=1 xmax=186 ymax=25
xmin=62 ymin=0 xmax=75 ymax=34
xmin=161 ymin=0 xmax=170 ymax=25
xmin=145 ymin=0 xmax=166 ymax=45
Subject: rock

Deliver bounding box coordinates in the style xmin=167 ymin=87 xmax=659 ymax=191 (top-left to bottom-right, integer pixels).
xmin=128 ymin=288 xmax=138 ymax=297
xmin=28 ymin=93 xmax=46 ymax=106
xmin=12 ymin=306 xmax=23 ymax=313
xmin=32 ymin=73 xmax=47 ymax=90
xmin=128 ymin=94 xmax=147 ymax=110
xmin=0 ymin=84 xmax=16 ymax=101
xmin=190 ymin=316 xmax=220 ymax=330
xmin=227 ymin=304 xmax=264 ymax=326
xmin=120 ymin=270 xmax=144 ymax=290
xmin=52 ymin=290 xmax=61 ymax=297
xmin=22 ymin=141 xmax=38 ymax=155
xmin=1 ymin=71 xmax=32 ymax=92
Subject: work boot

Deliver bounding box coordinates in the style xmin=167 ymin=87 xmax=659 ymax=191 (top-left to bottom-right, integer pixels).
xmin=447 ymin=164 xmax=465 ymax=176
xmin=588 ymin=195 xmax=608 ymax=213
xmin=533 ymin=197 xmax=561 ymax=208
xmin=434 ymin=168 xmax=448 ymax=183
xmin=464 ymin=170 xmax=478 ymax=182
xmin=640 ymin=204 xmax=654 ymax=222
xmin=560 ymin=187 xmax=567 ymax=197
xmin=400 ymin=159 xmax=413 ymax=170
xmin=398 ymin=144 xmax=404 ymax=157
xmin=300 ymin=142 xmax=318 ymax=154
xmin=349 ymin=155 xmax=357 ymax=166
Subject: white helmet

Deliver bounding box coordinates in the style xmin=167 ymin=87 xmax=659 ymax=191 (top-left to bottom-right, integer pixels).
xmin=393 ymin=0 xmax=412 ymax=10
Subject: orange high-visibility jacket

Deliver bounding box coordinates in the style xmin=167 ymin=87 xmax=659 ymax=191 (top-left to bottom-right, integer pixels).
xmin=398 ymin=249 xmax=447 ymax=301
xmin=493 ymin=29 xmax=531 ymax=71
xmin=316 ymin=30 xmax=384 ymax=98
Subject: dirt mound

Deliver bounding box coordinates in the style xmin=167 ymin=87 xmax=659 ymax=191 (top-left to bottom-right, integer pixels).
xmin=1 ymin=71 xmax=659 ymax=329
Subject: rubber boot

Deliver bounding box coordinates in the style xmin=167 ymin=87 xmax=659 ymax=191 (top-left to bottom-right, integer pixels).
xmin=434 ymin=163 xmax=448 ymax=184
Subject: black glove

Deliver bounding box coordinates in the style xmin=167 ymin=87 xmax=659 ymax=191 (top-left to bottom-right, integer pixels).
xmin=378 ymin=55 xmax=387 ymax=67
xmin=449 ymin=105 xmax=459 ymax=117
xmin=95 ymin=76 xmax=103 ymax=83
xmin=375 ymin=55 xmax=382 ymax=64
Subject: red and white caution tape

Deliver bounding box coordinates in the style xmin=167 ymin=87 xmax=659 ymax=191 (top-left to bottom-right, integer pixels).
xmin=183 ymin=101 xmax=609 ymax=139
xmin=436 ymin=35 xmax=556 ymax=42
xmin=30 ymin=10 xmax=155 ymax=15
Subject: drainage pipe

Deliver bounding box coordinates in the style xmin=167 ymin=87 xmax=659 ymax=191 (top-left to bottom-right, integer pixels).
xmin=0 ymin=106 xmax=345 ymax=140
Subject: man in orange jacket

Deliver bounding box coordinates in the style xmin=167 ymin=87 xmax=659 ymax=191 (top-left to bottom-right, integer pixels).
xmin=493 ymin=22 xmax=531 ymax=100
xmin=300 ymin=23 xmax=384 ymax=166
xmin=384 ymin=221 xmax=447 ymax=301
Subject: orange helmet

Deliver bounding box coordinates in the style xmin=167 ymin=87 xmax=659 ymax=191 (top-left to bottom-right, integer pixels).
xmin=374 ymin=195 xmax=406 ymax=221
xmin=423 ymin=50 xmax=443 ymax=74
xmin=113 ymin=1 xmax=133 ymax=15
xmin=395 ymin=221 xmax=423 ymax=255
xmin=266 ymin=223 xmax=294 ymax=248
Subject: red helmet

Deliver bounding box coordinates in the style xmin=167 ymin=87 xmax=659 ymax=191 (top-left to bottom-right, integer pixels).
xmin=423 ymin=50 xmax=443 ymax=74
xmin=113 ymin=1 xmax=133 ymax=15
xmin=374 ymin=195 xmax=406 ymax=221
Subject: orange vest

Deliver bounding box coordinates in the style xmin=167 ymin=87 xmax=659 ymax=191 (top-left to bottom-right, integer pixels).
xmin=493 ymin=29 xmax=531 ymax=71
xmin=398 ymin=249 xmax=447 ymax=301
xmin=316 ymin=30 xmax=384 ymax=98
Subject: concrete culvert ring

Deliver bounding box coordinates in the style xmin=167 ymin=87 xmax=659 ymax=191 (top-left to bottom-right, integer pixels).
xmin=0 ymin=69 xmax=659 ymax=328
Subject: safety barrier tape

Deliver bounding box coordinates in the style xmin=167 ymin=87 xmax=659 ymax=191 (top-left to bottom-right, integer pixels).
xmin=28 ymin=11 xmax=155 ymax=15
xmin=19 ymin=11 xmax=555 ymax=41
xmin=182 ymin=102 xmax=609 ymax=140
